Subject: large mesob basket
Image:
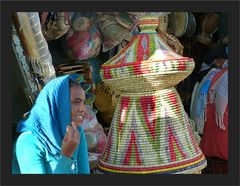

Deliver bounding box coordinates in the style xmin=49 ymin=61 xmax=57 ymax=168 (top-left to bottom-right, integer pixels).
xmin=98 ymin=15 xmax=207 ymax=174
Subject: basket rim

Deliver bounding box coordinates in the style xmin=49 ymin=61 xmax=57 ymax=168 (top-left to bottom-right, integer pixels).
xmin=101 ymin=57 xmax=194 ymax=69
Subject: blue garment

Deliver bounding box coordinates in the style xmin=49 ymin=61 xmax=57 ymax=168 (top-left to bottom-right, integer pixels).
xmin=12 ymin=75 xmax=90 ymax=174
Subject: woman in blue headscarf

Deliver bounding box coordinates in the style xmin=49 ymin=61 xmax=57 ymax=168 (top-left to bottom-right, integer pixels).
xmin=12 ymin=75 xmax=90 ymax=174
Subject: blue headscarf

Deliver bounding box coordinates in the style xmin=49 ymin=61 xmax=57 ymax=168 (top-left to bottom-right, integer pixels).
xmin=16 ymin=75 xmax=77 ymax=157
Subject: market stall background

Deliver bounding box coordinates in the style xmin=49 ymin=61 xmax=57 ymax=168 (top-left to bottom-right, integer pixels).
xmin=11 ymin=12 xmax=228 ymax=174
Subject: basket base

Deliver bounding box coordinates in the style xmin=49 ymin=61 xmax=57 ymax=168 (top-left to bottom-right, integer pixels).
xmin=99 ymin=87 xmax=207 ymax=174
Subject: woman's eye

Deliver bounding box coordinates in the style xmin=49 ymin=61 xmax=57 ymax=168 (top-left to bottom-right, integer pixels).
xmin=72 ymin=100 xmax=81 ymax=106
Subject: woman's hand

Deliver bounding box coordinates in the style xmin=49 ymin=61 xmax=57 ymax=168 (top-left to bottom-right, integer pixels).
xmin=61 ymin=122 xmax=80 ymax=158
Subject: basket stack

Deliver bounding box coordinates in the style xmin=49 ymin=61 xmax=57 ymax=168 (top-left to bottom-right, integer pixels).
xmin=98 ymin=15 xmax=206 ymax=174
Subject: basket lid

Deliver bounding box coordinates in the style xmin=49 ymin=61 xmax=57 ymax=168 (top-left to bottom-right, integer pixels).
xmin=100 ymin=15 xmax=194 ymax=83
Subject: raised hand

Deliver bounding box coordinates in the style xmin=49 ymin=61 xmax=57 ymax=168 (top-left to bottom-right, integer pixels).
xmin=61 ymin=122 xmax=80 ymax=158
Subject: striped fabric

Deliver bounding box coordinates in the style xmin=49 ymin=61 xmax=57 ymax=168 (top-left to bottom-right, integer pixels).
xmin=209 ymin=69 xmax=228 ymax=130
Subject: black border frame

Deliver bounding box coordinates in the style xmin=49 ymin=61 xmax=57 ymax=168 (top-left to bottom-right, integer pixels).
xmin=1 ymin=1 xmax=239 ymax=186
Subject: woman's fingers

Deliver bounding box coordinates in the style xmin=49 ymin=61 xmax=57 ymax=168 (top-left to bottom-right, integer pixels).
xmin=65 ymin=124 xmax=79 ymax=142
xmin=71 ymin=121 xmax=78 ymax=129
xmin=65 ymin=125 xmax=73 ymax=138
xmin=71 ymin=122 xmax=80 ymax=143
xmin=61 ymin=123 xmax=80 ymax=158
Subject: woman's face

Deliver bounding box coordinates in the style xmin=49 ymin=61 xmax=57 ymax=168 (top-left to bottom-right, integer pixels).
xmin=214 ymin=58 xmax=226 ymax=68
xmin=70 ymin=85 xmax=86 ymax=127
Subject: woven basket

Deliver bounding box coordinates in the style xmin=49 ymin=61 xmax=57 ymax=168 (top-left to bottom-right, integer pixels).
xmin=157 ymin=14 xmax=169 ymax=32
xmin=63 ymin=24 xmax=101 ymax=60
xmin=98 ymin=15 xmax=205 ymax=174
xmin=99 ymin=88 xmax=207 ymax=174
xmin=100 ymin=15 xmax=194 ymax=92
xmin=97 ymin=12 xmax=139 ymax=52
xmin=115 ymin=12 xmax=139 ymax=30
xmin=94 ymin=82 xmax=120 ymax=126
xmin=41 ymin=12 xmax=71 ymax=41
xmin=103 ymin=71 xmax=193 ymax=92
xmin=157 ymin=30 xmax=184 ymax=55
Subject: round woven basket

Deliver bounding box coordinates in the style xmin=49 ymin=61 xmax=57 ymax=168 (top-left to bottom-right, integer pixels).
xmin=63 ymin=24 xmax=101 ymax=60
xmin=115 ymin=12 xmax=139 ymax=30
xmin=97 ymin=12 xmax=138 ymax=52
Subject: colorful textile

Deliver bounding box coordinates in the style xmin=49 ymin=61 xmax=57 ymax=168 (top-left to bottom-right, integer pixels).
xmin=200 ymin=69 xmax=228 ymax=160
xmin=191 ymin=68 xmax=221 ymax=134
xmin=209 ymin=69 xmax=228 ymax=130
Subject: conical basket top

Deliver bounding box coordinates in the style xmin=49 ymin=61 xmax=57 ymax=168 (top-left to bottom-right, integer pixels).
xmin=100 ymin=15 xmax=195 ymax=92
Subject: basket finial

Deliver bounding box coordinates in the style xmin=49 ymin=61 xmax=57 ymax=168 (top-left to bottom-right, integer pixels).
xmin=138 ymin=15 xmax=159 ymax=33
